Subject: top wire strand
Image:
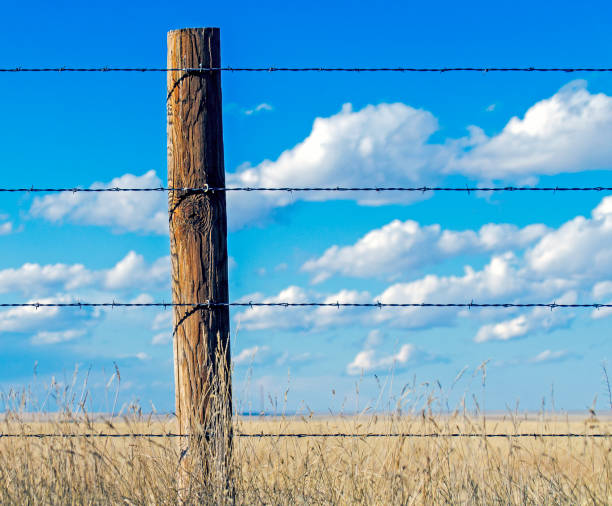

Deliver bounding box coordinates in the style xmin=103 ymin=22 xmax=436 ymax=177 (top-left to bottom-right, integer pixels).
xmin=1 ymin=186 xmax=612 ymax=193
xmin=3 ymin=67 xmax=612 ymax=73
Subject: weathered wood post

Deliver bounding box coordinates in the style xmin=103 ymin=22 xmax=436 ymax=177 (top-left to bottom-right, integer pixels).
xmin=166 ymin=27 xmax=232 ymax=449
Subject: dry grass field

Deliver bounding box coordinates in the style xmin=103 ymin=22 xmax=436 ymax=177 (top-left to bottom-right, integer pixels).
xmin=0 ymin=409 xmax=610 ymax=504
xmin=0 ymin=361 xmax=610 ymax=504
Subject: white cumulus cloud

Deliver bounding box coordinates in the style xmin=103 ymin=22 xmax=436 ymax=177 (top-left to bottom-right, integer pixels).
xmin=526 ymin=196 xmax=612 ymax=280
xmin=226 ymin=102 xmax=450 ymax=227
xmin=302 ymin=219 xmax=548 ymax=283
xmin=236 ymin=189 xmax=612 ymax=340
xmin=227 ymin=81 xmax=612 ymax=226
xmin=236 ymin=286 xmax=371 ymax=331
xmin=103 ymin=252 xmax=170 ymax=291
xmin=0 ymin=295 xmax=97 ymax=334
xmin=345 ymin=331 xmax=442 ymax=375
xmin=0 ymin=252 xmax=169 ymax=297
xmin=235 ymin=253 xmax=562 ymax=335
xmin=347 ymin=344 xmax=417 ymax=375
xmin=474 ymin=293 xmax=576 ymax=343
xmin=0 ymin=262 xmax=95 ymax=296
xmin=30 ymin=170 xmax=168 ymax=234
xmin=452 ymin=80 xmax=612 ymax=180
xmin=372 ymin=253 xmax=531 ymax=329
xmin=0 ymin=253 xmax=171 ymax=344
xmin=25 ymin=82 xmax=612 ymax=231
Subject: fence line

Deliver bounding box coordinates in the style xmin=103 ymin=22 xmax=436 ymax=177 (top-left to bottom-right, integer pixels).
xmin=3 ymin=67 xmax=612 ymax=73
xmin=0 ymin=432 xmax=609 ymax=438
xmin=2 ymin=52 xmax=610 ymax=444
xmin=0 ymin=302 xmax=610 ymax=310
xmin=2 ymin=185 xmax=612 ymax=193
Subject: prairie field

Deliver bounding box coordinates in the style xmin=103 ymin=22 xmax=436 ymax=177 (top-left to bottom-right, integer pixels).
xmin=0 ymin=410 xmax=610 ymax=505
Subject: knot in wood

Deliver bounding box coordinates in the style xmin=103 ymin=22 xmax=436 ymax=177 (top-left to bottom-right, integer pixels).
xmin=172 ymin=193 xmax=214 ymax=233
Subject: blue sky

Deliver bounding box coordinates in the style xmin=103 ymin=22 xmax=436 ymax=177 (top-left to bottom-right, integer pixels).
xmin=1 ymin=0 xmax=612 ymax=415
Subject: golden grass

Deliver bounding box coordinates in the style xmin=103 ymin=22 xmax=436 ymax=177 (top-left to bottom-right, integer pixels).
xmin=2 ymin=356 xmax=610 ymax=504
xmin=0 ymin=410 xmax=610 ymax=504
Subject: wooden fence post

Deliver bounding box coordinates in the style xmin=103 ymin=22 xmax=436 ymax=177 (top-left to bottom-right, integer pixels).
xmin=166 ymin=28 xmax=231 ymax=443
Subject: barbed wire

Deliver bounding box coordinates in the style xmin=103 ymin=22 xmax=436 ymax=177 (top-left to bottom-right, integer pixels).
xmin=2 ymin=67 xmax=612 ymax=73
xmin=0 ymin=301 xmax=610 ymax=309
xmin=0 ymin=432 xmax=609 ymax=438
xmin=2 ymin=185 xmax=612 ymax=193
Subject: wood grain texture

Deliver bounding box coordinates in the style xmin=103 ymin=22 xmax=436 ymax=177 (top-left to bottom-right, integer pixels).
xmin=167 ymin=28 xmax=231 ymax=436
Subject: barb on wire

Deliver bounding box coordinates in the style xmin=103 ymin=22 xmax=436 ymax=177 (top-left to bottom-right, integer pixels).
xmin=0 ymin=301 xmax=610 ymax=309
xmin=2 ymin=67 xmax=612 ymax=73
xmin=0 ymin=432 xmax=609 ymax=438
xmin=1 ymin=186 xmax=612 ymax=193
